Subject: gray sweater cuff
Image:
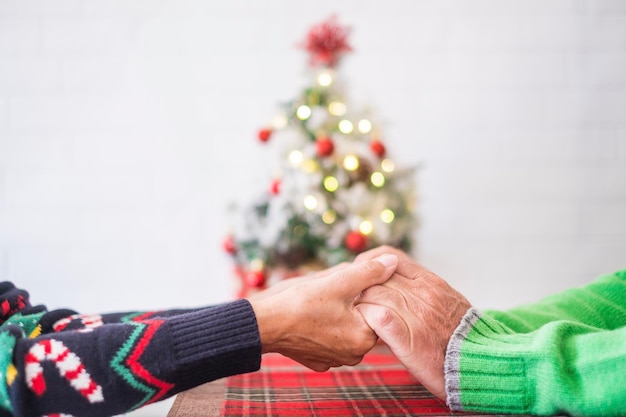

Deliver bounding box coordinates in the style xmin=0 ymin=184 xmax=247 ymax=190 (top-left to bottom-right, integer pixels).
xmin=444 ymin=307 xmax=482 ymax=411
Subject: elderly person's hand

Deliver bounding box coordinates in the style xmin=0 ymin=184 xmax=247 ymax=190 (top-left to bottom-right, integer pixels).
xmin=354 ymin=246 xmax=471 ymax=400
xmin=248 ymin=253 xmax=398 ymax=372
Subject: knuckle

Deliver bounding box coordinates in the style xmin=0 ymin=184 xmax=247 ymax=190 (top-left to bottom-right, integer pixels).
xmin=373 ymin=307 xmax=396 ymax=328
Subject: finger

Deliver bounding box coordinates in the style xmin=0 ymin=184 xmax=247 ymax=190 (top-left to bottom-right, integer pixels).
xmin=357 ymin=283 xmax=405 ymax=310
xmin=332 ymin=254 xmax=398 ymax=298
xmin=356 ymin=303 xmax=412 ymax=357
xmin=354 ymin=246 xmax=403 ymax=263
xmin=354 ymin=247 xmax=421 ymax=280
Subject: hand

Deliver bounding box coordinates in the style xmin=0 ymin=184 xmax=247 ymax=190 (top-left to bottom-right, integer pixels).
xmin=248 ymin=254 xmax=398 ymax=371
xmin=355 ymin=247 xmax=471 ymax=400
xmin=247 ymin=262 xmax=350 ymax=302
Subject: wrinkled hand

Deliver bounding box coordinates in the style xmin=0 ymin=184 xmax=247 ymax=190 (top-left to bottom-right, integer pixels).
xmin=355 ymin=246 xmax=471 ymax=400
xmin=248 ymin=254 xmax=398 ymax=372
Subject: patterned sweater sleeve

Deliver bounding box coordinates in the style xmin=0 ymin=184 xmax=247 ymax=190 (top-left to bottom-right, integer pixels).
xmin=0 ymin=282 xmax=262 ymax=417
xmin=444 ymin=269 xmax=626 ymax=416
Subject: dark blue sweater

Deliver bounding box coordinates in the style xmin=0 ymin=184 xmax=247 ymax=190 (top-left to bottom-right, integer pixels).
xmin=0 ymin=282 xmax=261 ymax=417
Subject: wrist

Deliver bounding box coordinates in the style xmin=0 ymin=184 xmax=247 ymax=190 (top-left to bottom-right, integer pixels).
xmin=248 ymin=297 xmax=290 ymax=354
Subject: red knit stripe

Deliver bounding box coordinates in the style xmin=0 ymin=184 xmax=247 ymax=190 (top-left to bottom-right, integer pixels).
xmin=53 ymin=320 xmax=69 ymax=332
xmin=25 ymin=352 xmax=40 ymax=364
xmin=127 ymin=315 xmax=174 ymax=403
xmin=42 ymin=339 xmax=53 ymax=355
xmin=55 ymin=347 xmax=71 ymax=363
xmin=30 ymin=373 xmax=46 ymax=396
xmin=63 ymin=363 xmax=84 ymax=380
xmin=1 ymin=300 xmax=10 ymax=316
xmin=79 ymin=380 xmax=100 ymax=397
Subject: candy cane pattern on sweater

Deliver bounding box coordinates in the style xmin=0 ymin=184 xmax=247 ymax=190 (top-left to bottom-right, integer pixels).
xmin=52 ymin=314 xmax=103 ymax=333
xmin=25 ymin=339 xmax=104 ymax=403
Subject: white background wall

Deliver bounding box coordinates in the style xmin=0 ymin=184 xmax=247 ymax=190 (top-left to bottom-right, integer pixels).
xmin=1 ymin=1 xmax=625 ymax=415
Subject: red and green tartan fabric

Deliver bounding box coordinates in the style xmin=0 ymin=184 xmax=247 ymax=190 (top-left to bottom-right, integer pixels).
xmin=221 ymin=346 xmax=506 ymax=417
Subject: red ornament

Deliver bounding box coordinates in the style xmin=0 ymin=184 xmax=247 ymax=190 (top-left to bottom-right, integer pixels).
xmin=301 ymin=16 xmax=352 ymax=68
xmin=370 ymin=140 xmax=386 ymax=157
xmin=316 ymin=136 xmax=335 ymax=157
xmin=258 ymin=128 xmax=272 ymax=143
xmin=270 ymin=178 xmax=281 ymax=195
xmin=222 ymin=236 xmax=237 ymax=254
xmin=344 ymin=231 xmax=368 ymax=253
xmin=245 ymin=270 xmax=266 ymax=288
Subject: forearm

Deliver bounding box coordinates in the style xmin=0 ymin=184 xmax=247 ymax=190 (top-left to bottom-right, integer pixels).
xmin=446 ymin=308 xmax=626 ymax=416
xmin=484 ymin=269 xmax=626 ymax=333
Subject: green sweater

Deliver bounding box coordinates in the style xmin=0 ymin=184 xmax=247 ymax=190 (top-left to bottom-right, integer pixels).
xmin=445 ymin=269 xmax=626 ymax=416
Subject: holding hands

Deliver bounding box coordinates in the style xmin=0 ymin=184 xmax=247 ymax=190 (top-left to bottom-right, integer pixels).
xmin=248 ymin=246 xmax=470 ymax=402
xmin=354 ymin=247 xmax=471 ymax=400
xmin=247 ymin=253 xmax=398 ymax=372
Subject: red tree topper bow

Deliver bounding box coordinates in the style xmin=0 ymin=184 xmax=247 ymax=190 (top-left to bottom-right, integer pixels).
xmin=301 ymin=16 xmax=352 ymax=68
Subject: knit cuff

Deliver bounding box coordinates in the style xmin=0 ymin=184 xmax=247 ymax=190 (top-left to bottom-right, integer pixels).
xmin=444 ymin=307 xmax=481 ymax=410
xmin=444 ymin=308 xmax=532 ymax=414
xmin=168 ymin=299 xmax=262 ymax=391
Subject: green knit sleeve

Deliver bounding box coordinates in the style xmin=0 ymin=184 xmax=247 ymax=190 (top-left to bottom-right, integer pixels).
xmin=484 ymin=269 xmax=626 ymax=332
xmin=445 ymin=269 xmax=626 ymax=416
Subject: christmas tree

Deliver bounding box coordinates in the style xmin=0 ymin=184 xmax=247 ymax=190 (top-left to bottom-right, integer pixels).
xmin=224 ymin=16 xmax=417 ymax=296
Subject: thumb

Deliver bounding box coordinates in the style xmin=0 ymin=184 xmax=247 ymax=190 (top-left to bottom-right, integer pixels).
xmin=334 ymin=254 xmax=398 ymax=298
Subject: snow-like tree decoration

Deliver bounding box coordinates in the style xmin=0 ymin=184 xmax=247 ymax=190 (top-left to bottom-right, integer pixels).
xmin=224 ymin=16 xmax=417 ymax=296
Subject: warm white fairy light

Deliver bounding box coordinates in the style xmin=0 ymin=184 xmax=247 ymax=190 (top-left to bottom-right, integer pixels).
xmin=381 ymin=158 xmax=395 ymax=173
xmin=303 ymin=195 xmax=318 ymax=211
xmin=338 ymin=119 xmax=354 ymax=134
xmin=380 ymin=209 xmax=395 ymax=223
xmin=302 ymin=159 xmax=319 ymax=173
xmin=317 ymin=70 xmax=333 ymax=87
xmin=289 ymin=150 xmax=304 ymax=166
xmin=343 ymin=155 xmax=359 ymax=171
xmin=370 ymin=171 xmax=385 ymax=188
xmin=296 ymin=105 xmax=312 ymax=120
xmin=358 ymin=119 xmax=372 ymax=133
xmin=322 ymin=209 xmax=337 ymax=224
xmin=328 ymin=101 xmax=347 ymax=116
xmin=359 ymin=220 xmax=374 ymax=235
xmin=323 ymin=176 xmax=339 ymax=192
xmin=250 ymin=258 xmax=264 ymax=271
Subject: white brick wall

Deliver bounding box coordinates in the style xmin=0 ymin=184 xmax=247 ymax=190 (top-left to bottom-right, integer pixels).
xmin=1 ymin=2 xmax=626 ymax=414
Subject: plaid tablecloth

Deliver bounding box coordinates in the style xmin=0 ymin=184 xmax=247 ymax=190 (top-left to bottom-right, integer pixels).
xmin=168 ymin=345 xmax=535 ymax=417
xmin=219 ymin=346 xmax=505 ymax=417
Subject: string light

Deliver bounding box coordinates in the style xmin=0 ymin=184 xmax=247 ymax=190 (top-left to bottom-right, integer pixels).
xmin=380 ymin=209 xmax=395 ymax=223
xmin=322 ymin=209 xmax=337 ymax=224
xmin=358 ymin=119 xmax=372 ymax=133
xmin=338 ymin=120 xmax=354 ymax=134
xmin=328 ymin=101 xmax=347 ymax=116
xmin=323 ymin=176 xmax=339 ymax=192
xmin=250 ymin=258 xmax=264 ymax=271
xmin=370 ymin=172 xmax=385 ymax=187
xmin=302 ymin=159 xmax=319 ymax=173
xmin=317 ymin=70 xmax=333 ymax=87
xmin=343 ymin=155 xmax=359 ymax=171
xmin=289 ymin=150 xmax=304 ymax=166
xmin=381 ymin=158 xmax=395 ymax=173
xmin=359 ymin=220 xmax=373 ymax=235
xmin=303 ymin=195 xmax=318 ymax=210
xmin=296 ymin=105 xmax=312 ymax=120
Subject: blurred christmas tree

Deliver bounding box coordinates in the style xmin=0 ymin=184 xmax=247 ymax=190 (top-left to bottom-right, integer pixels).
xmin=224 ymin=16 xmax=417 ymax=296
